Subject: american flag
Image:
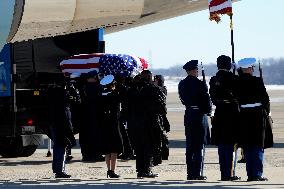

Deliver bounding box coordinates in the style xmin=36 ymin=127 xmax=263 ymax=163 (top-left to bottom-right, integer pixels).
xmin=60 ymin=53 xmax=148 ymax=77
xmin=208 ymin=0 xmax=232 ymax=23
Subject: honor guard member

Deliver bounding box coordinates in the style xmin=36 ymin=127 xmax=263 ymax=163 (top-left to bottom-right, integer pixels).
xmin=209 ymin=55 xmax=240 ymax=181
xmin=178 ymin=60 xmax=211 ymax=180
xmin=47 ymin=80 xmax=76 ymax=178
xmin=237 ymin=58 xmax=270 ymax=181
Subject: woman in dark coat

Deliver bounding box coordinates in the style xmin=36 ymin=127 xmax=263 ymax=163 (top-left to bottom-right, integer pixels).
xmin=79 ymin=71 xmax=103 ymax=161
xmin=100 ymin=75 xmax=123 ymax=178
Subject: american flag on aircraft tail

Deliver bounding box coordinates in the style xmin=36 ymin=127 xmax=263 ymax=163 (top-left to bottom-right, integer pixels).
xmin=208 ymin=0 xmax=232 ymax=23
xmin=60 ymin=53 xmax=148 ymax=77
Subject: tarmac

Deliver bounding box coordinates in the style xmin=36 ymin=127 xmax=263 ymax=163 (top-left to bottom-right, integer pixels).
xmin=0 ymin=89 xmax=284 ymax=188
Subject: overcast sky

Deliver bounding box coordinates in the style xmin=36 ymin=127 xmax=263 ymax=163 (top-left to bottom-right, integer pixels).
xmin=105 ymin=0 xmax=284 ymax=68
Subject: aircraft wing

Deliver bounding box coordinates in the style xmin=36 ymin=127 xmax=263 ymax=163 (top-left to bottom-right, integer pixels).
xmin=1 ymin=0 xmax=237 ymax=43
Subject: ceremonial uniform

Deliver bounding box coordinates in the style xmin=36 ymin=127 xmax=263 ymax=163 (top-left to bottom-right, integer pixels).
xmin=209 ymin=55 xmax=240 ymax=181
xmin=48 ymin=82 xmax=76 ymax=178
xmin=178 ymin=60 xmax=211 ymax=180
xmin=237 ymin=58 xmax=270 ymax=181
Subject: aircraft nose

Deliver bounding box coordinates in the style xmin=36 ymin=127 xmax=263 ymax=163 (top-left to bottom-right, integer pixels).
xmin=0 ymin=0 xmax=16 ymax=49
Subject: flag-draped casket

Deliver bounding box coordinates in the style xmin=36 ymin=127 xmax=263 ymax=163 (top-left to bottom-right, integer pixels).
xmin=60 ymin=53 xmax=149 ymax=77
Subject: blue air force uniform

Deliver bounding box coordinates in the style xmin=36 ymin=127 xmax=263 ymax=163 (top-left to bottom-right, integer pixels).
xmin=178 ymin=60 xmax=211 ymax=180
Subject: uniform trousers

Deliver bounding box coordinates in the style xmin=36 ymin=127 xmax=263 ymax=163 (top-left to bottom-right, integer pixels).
xmin=243 ymin=146 xmax=264 ymax=178
xmin=135 ymin=146 xmax=152 ymax=174
xmin=186 ymin=137 xmax=203 ymax=177
xmin=218 ymin=144 xmax=234 ymax=178
xmin=51 ymin=128 xmax=66 ymax=174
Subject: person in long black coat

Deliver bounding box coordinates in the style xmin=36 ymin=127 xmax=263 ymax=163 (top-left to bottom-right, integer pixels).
xmin=79 ymin=71 xmax=103 ymax=161
xmin=153 ymin=75 xmax=170 ymax=162
xmin=125 ymin=75 xmax=141 ymax=158
xmin=178 ymin=60 xmax=211 ymax=180
xmin=115 ymin=76 xmax=134 ymax=160
xmin=100 ymin=75 xmax=123 ymax=178
xmin=129 ymin=70 xmax=166 ymax=178
xmin=237 ymin=58 xmax=270 ymax=181
xmin=209 ymin=55 xmax=240 ymax=181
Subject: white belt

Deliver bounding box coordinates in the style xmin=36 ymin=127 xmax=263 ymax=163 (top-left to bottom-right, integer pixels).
xmin=188 ymin=106 xmax=199 ymax=110
xmin=241 ymin=103 xmax=261 ymax=108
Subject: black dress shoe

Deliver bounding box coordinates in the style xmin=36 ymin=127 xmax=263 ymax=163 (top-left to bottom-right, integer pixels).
xmin=196 ymin=176 xmax=207 ymax=180
xmin=188 ymin=176 xmax=207 ymax=180
xmin=65 ymin=155 xmax=73 ymax=162
xmin=143 ymin=172 xmax=158 ymax=178
xmin=221 ymin=176 xmax=241 ymax=181
xmin=137 ymin=173 xmax=144 ymax=179
xmin=221 ymin=177 xmax=231 ymax=181
xmin=55 ymin=172 xmax=71 ymax=178
xmin=247 ymin=177 xmax=268 ymax=181
xmin=237 ymin=158 xmax=246 ymax=163
xmin=230 ymin=176 xmax=241 ymax=181
xmin=137 ymin=172 xmax=158 ymax=178
xmin=256 ymin=177 xmax=268 ymax=181
xmin=82 ymin=157 xmax=96 ymax=162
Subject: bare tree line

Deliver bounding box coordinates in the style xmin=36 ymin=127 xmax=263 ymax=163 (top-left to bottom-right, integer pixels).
xmin=152 ymin=58 xmax=284 ymax=85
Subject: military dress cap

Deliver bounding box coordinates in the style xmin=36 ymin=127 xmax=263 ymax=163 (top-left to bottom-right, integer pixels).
xmin=217 ymin=55 xmax=231 ymax=70
xmin=70 ymin=72 xmax=81 ymax=79
xmin=85 ymin=70 xmax=98 ymax=78
xmin=238 ymin=58 xmax=256 ymax=68
xmin=183 ymin=60 xmax=198 ymax=71
xmin=100 ymin=74 xmax=114 ymax=86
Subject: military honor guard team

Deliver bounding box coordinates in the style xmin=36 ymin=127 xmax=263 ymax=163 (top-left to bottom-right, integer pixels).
xmin=47 ymin=55 xmax=273 ymax=181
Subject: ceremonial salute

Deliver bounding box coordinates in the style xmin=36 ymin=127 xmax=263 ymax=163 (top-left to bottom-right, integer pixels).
xmin=178 ymin=60 xmax=211 ymax=180
xmin=209 ymin=55 xmax=240 ymax=181
xmin=237 ymin=58 xmax=270 ymax=181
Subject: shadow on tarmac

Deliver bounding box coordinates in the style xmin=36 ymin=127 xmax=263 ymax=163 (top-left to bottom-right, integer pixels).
xmin=0 ymin=159 xmax=83 ymax=166
xmin=169 ymin=140 xmax=284 ymax=149
xmin=0 ymin=178 xmax=283 ymax=189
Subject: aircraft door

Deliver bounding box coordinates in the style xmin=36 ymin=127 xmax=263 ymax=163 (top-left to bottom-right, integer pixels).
xmin=0 ymin=44 xmax=12 ymax=97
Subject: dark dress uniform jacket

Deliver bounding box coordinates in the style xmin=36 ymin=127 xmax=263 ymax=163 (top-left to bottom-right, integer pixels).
xmin=209 ymin=70 xmax=239 ymax=144
xmin=237 ymin=73 xmax=270 ymax=148
xmin=47 ymin=85 xmax=75 ymax=147
xmin=178 ymin=75 xmax=211 ymax=145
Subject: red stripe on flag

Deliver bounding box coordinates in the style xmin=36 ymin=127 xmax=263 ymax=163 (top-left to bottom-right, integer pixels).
xmin=209 ymin=0 xmax=228 ymax=7
xmin=210 ymin=7 xmax=232 ymax=15
xmin=61 ymin=63 xmax=100 ymax=69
